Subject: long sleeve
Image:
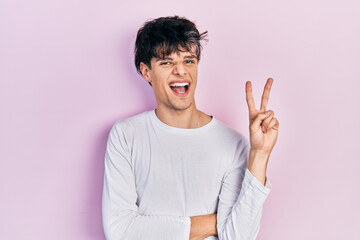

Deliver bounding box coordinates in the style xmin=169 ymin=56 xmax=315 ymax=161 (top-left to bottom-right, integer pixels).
xmin=216 ymin=140 xmax=272 ymax=240
xmin=102 ymin=123 xmax=191 ymax=240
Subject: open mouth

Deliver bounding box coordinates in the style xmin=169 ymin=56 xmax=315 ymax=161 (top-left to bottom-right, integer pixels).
xmin=169 ymin=82 xmax=190 ymax=96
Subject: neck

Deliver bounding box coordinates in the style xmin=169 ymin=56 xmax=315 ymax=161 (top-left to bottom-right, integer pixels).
xmin=155 ymin=103 xmax=211 ymax=129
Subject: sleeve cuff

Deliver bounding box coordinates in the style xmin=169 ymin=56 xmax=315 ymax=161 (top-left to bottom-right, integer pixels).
xmin=185 ymin=216 xmax=191 ymax=240
xmin=245 ymin=168 xmax=272 ymax=195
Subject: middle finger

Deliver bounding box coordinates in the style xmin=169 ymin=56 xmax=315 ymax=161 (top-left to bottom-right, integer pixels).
xmin=260 ymin=78 xmax=273 ymax=112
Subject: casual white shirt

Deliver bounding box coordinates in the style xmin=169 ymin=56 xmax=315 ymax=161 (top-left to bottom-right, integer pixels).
xmin=102 ymin=110 xmax=272 ymax=240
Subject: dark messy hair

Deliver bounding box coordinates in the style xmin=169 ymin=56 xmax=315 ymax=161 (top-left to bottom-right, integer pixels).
xmin=134 ymin=16 xmax=208 ymax=86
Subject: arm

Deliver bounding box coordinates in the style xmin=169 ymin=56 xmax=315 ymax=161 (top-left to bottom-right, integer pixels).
xmin=247 ymin=150 xmax=270 ymax=186
xmin=189 ymin=213 xmax=218 ymax=240
xmin=216 ymin=141 xmax=272 ymax=240
xmin=102 ymin=123 xmax=191 ymax=240
xmin=215 ymin=78 xmax=279 ymax=239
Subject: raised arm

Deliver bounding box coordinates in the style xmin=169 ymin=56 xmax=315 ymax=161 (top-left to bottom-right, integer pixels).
xmin=216 ymin=78 xmax=279 ymax=240
xmin=102 ymin=123 xmax=191 ymax=240
xmin=216 ymin=139 xmax=272 ymax=240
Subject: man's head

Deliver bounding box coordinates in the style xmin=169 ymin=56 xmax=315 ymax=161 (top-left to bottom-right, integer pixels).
xmin=134 ymin=16 xmax=208 ymax=82
xmin=134 ymin=16 xmax=208 ymax=112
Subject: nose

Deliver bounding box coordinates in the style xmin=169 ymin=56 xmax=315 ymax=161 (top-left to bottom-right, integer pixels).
xmin=172 ymin=62 xmax=187 ymax=77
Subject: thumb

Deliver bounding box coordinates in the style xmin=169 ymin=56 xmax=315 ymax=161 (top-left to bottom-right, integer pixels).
xmin=251 ymin=111 xmax=272 ymax=130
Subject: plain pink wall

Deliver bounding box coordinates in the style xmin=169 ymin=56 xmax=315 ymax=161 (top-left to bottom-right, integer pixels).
xmin=1 ymin=0 xmax=359 ymax=239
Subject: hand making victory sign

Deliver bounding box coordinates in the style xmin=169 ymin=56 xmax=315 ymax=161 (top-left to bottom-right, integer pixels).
xmin=245 ymin=78 xmax=279 ymax=185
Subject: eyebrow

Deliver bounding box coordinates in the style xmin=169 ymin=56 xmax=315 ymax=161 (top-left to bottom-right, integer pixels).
xmin=155 ymin=55 xmax=197 ymax=62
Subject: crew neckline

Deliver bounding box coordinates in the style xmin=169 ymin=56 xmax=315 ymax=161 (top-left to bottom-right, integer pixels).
xmin=149 ymin=109 xmax=217 ymax=135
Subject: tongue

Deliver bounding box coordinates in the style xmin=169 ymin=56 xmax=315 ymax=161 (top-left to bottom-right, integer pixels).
xmin=172 ymin=86 xmax=186 ymax=93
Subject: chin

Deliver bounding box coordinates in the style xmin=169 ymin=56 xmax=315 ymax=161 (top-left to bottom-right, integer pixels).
xmin=170 ymin=101 xmax=193 ymax=111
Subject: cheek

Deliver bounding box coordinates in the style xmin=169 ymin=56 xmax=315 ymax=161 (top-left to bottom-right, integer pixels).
xmin=187 ymin=65 xmax=198 ymax=75
xmin=188 ymin=68 xmax=198 ymax=83
xmin=151 ymin=73 xmax=170 ymax=93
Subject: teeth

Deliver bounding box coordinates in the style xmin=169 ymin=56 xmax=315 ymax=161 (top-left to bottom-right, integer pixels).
xmin=169 ymin=82 xmax=189 ymax=87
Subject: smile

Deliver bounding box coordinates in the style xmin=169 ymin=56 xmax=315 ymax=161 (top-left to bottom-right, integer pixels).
xmin=169 ymin=81 xmax=190 ymax=97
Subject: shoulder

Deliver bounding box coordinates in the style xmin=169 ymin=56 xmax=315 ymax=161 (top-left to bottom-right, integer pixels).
xmin=112 ymin=110 xmax=151 ymax=130
xmin=108 ymin=110 xmax=152 ymax=141
xmin=212 ymin=117 xmax=249 ymax=147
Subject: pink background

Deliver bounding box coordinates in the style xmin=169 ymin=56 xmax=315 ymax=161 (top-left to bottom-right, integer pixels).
xmin=1 ymin=0 xmax=359 ymax=239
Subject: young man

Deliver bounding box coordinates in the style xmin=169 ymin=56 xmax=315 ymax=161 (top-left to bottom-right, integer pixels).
xmin=102 ymin=16 xmax=279 ymax=240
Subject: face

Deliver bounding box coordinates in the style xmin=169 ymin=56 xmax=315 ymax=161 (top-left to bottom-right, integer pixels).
xmin=140 ymin=48 xmax=198 ymax=112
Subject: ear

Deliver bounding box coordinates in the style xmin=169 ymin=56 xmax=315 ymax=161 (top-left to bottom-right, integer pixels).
xmin=140 ymin=62 xmax=152 ymax=85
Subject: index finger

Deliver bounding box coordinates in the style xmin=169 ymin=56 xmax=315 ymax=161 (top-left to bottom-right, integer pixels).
xmin=245 ymin=81 xmax=256 ymax=113
xmin=260 ymin=78 xmax=273 ymax=112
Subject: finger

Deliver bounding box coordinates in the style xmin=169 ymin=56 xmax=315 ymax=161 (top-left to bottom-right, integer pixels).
xmin=261 ymin=110 xmax=274 ymax=132
xmin=260 ymin=78 xmax=273 ymax=112
xmin=250 ymin=111 xmax=271 ymax=132
xmin=245 ymin=81 xmax=256 ymax=114
xmin=268 ymin=117 xmax=279 ymax=131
